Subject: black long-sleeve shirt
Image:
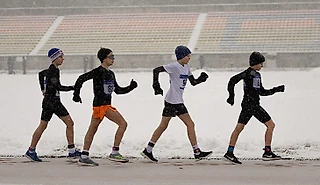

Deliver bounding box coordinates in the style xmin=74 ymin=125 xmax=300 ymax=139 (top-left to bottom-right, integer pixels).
xmin=74 ymin=66 xmax=133 ymax=106
xmin=227 ymin=67 xmax=276 ymax=107
xmin=38 ymin=64 xmax=74 ymax=99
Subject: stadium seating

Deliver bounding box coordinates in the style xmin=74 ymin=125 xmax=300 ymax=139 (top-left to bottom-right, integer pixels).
xmin=0 ymin=16 xmax=57 ymax=55
xmin=196 ymin=10 xmax=320 ymax=53
xmin=38 ymin=13 xmax=199 ymax=55
xmin=1 ymin=10 xmax=320 ymax=55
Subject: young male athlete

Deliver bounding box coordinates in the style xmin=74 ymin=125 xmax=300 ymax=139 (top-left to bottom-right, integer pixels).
xmin=224 ymin=51 xmax=285 ymax=164
xmin=141 ymin=45 xmax=212 ymax=162
xmin=73 ymin=48 xmax=138 ymax=166
xmin=25 ymin=48 xmax=81 ymax=162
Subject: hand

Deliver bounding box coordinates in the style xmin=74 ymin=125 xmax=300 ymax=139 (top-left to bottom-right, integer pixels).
xmin=226 ymin=95 xmax=234 ymax=106
xmin=152 ymin=83 xmax=163 ymax=96
xmin=129 ymin=79 xmax=138 ymax=90
xmin=274 ymin=85 xmax=285 ymax=92
xmin=72 ymin=94 xmax=82 ymax=103
xmin=199 ymin=72 xmax=209 ymax=82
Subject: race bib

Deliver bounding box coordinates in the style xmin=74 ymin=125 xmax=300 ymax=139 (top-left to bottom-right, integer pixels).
xmin=104 ymin=80 xmax=114 ymax=95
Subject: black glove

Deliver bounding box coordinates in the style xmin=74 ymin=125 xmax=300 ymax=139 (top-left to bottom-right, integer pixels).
xmin=72 ymin=94 xmax=82 ymax=103
xmin=226 ymin=94 xmax=234 ymax=106
xmin=273 ymin=85 xmax=285 ymax=92
xmin=198 ymin=72 xmax=209 ymax=82
xmin=129 ymin=79 xmax=138 ymax=90
xmin=152 ymin=82 xmax=163 ymax=96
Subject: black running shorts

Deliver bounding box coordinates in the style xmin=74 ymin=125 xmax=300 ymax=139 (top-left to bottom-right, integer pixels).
xmin=162 ymin=101 xmax=188 ymax=117
xmin=41 ymin=97 xmax=69 ymax=121
xmin=238 ymin=105 xmax=271 ymax=124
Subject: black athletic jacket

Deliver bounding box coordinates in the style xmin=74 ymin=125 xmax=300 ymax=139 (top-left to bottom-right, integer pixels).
xmin=227 ymin=67 xmax=277 ymax=107
xmin=73 ymin=66 xmax=134 ymax=106
xmin=38 ymin=64 xmax=74 ymax=99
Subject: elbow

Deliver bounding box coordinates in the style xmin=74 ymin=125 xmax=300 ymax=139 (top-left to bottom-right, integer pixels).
xmin=153 ymin=67 xmax=160 ymax=74
xmin=152 ymin=68 xmax=157 ymax=73
xmin=153 ymin=66 xmax=164 ymax=74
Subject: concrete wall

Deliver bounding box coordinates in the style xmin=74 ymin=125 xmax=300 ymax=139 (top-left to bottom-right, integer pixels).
xmin=1 ymin=52 xmax=319 ymax=74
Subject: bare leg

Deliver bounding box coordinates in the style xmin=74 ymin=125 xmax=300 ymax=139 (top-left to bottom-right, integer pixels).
xmin=264 ymin=119 xmax=275 ymax=146
xmin=105 ymin=109 xmax=127 ymax=146
xmin=150 ymin=116 xmax=171 ymax=143
xmin=60 ymin=115 xmax=74 ymax=145
xmin=30 ymin=120 xmax=48 ymax=148
xmin=83 ymin=116 xmax=102 ymax=151
xmin=178 ymin=113 xmax=197 ymax=146
xmin=229 ymin=123 xmax=245 ymax=146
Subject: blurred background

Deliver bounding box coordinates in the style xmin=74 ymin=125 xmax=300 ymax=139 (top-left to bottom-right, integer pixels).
xmin=0 ymin=0 xmax=320 ymax=73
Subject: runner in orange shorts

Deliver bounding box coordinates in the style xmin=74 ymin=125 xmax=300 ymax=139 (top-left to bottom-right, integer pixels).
xmin=73 ymin=48 xmax=138 ymax=166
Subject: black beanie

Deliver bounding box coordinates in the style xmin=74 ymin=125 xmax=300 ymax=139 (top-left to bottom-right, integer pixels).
xmin=175 ymin=45 xmax=191 ymax=60
xmin=97 ymin=48 xmax=112 ymax=62
xmin=249 ymin=52 xmax=265 ymax=66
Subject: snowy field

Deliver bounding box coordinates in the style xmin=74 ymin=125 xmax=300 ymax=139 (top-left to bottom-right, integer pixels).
xmin=1 ymin=68 xmax=320 ymax=159
xmin=0 ymin=68 xmax=320 ymax=184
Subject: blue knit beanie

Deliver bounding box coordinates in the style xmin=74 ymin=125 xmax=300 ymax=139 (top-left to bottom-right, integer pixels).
xmin=175 ymin=45 xmax=191 ymax=60
xmin=48 ymin=48 xmax=63 ymax=62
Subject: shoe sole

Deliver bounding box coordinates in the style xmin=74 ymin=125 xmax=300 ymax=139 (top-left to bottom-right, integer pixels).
xmin=66 ymin=157 xmax=79 ymax=163
xmin=140 ymin=152 xmax=158 ymax=162
xmin=223 ymin=156 xmax=242 ymax=164
xmin=77 ymin=161 xmax=99 ymax=166
xmin=25 ymin=155 xmax=42 ymax=162
xmin=262 ymin=157 xmax=282 ymax=161
xmin=108 ymin=157 xmax=129 ymax=163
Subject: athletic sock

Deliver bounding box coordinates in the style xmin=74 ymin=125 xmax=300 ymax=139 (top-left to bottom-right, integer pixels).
xmin=265 ymin=146 xmax=271 ymax=153
xmin=146 ymin=141 xmax=155 ymax=153
xmin=28 ymin=147 xmax=35 ymax=153
xmin=111 ymin=146 xmax=119 ymax=155
xmin=192 ymin=145 xmax=200 ymax=155
xmin=227 ymin=145 xmax=235 ymax=153
xmin=67 ymin=144 xmax=76 ymax=153
xmin=81 ymin=150 xmax=89 ymax=159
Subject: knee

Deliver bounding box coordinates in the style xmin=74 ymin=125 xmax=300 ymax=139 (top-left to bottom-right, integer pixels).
xmin=185 ymin=121 xmax=195 ymax=129
xmin=119 ymin=121 xmax=127 ymax=130
xmin=38 ymin=121 xmax=48 ymax=131
xmin=265 ymin=121 xmax=275 ymax=130
xmin=269 ymin=123 xmax=275 ymax=130
xmin=66 ymin=120 xmax=74 ymax=128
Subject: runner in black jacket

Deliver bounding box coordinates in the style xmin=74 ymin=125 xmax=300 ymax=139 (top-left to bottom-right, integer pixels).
xmin=224 ymin=52 xmax=285 ymax=164
xmin=25 ymin=48 xmax=81 ymax=162
xmin=73 ymin=48 xmax=138 ymax=166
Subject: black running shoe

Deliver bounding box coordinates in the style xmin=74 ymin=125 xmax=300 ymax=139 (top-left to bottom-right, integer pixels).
xmin=262 ymin=151 xmax=281 ymax=161
xmin=194 ymin=150 xmax=213 ymax=161
xmin=224 ymin=152 xmax=242 ymax=164
xmin=141 ymin=148 xmax=158 ymax=162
